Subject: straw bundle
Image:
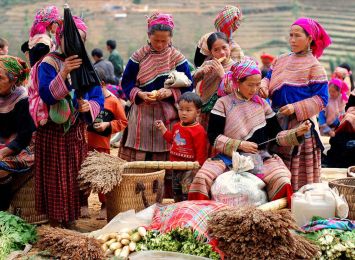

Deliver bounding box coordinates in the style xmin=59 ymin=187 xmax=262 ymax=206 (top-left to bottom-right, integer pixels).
xmin=36 ymin=226 xmax=104 ymax=259
xmin=78 ymin=151 xmax=125 ymax=193
xmin=208 ymin=206 xmax=319 ymax=259
xmin=78 ymin=151 xmax=200 ymax=194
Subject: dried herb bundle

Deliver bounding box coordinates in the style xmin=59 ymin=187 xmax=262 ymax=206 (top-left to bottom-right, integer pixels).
xmin=208 ymin=206 xmax=319 ymax=259
xmin=36 ymin=226 xmax=104 ymax=259
xmin=78 ymin=151 xmax=126 ymax=193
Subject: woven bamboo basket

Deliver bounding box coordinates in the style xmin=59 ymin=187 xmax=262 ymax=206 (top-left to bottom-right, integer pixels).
xmin=329 ymin=178 xmax=355 ymax=219
xmin=9 ymin=175 xmax=48 ymax=224
xmin=106 ymin=168 xmax=166 ymax=221
xmin=348 ymin=166 xmax=355 ymax=177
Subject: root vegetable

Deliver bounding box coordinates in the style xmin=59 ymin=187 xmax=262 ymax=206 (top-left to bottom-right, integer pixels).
xmin=108 ymin=233 xmax=117 ymax=239
xmin=100 ymin=234 xmax=110 ymax=242
xmin=138 ymin=227 xmax=147 ymax=237
xmin=105 ymin=238 xmax=116 ymax=246
xmin=129 ymin=241 xmax=136 ymax=251
xmin=120 ymin=246 xmax=130 ymax=258
xmin=104 ymin=249 xmax=112 ymax=256
xmin=120 ymin=233 xmax=130 ymax=239
xmin=110 ymin=242 xmax=122 ymax=251
xmin=130 ymin=232 xmax=141 ymax=242
xmin=114 ymin=248 xmax=122 ymax=257
xmin=121 ymin=238 xmax=130 ymax=245
xmin=101 ymin=243 xmax=108 ymax=252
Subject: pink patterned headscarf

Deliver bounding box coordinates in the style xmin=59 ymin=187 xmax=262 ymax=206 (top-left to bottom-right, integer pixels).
xmin=214 ymin=5 xmax=242 ymax=39
xmin=147 ymin=12 xmax=174 ymax=31
xmin=30 ymin=6 xmax=61 ymax=37
xmin=55 ymin=16 xmax=88 ymax=47
xmin=329 ymin=78 xmax=349 ymax=102
xmin=292 ymin=17 xmax=331 ymax=59
xmin=219 ymin=57 xmax=263 ymax=104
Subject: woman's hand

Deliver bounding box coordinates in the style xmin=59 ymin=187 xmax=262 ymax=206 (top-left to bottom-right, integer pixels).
xmin=212 ymin=58 xmax=226 ymax=78
xmin=137 ymin=91 xmax=157 ymax=103
xmin=239 ymin=141 xmax=258 ymax=154
xmin=156 ymin=88 xmax=173 ymax=100
xmin=259 ymin=86 xmax=269 ymax=98
xmin=78 ymin=99 xmax=90 ymax=113
xmin=155 ymin=120 xmax=167 ymax=134
xmin=296 ymin=120 xmax=312 ymax=136
xmin=279 ymin=104 xmax=295 ymax=116
xmin=93 ymin=122 xmax=110 ymax=132
xmin=60 ymin=55 xmax=82 ymax=80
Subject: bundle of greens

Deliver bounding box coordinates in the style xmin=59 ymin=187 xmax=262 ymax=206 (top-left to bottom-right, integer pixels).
xmin=136 ymin=228 xmax=220 ymax=259
xmin=301 ymin=229 xmax=355 ymax=259
xmin=0 ymin=211 xmax=37 ymax=259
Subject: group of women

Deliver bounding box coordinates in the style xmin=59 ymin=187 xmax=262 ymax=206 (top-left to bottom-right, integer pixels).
xmin=0 ymin=4 xmax=343 ymax=227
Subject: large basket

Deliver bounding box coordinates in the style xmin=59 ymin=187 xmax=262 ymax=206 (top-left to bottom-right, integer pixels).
xmin=106 ymin=168 xmax=165 ymax=221
xmin=9 ymin=174 xmax=48 ymax=224
xmin=329 ymin=178 xmax=355 ymax=220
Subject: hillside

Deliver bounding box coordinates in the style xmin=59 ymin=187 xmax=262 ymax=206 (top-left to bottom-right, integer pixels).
xmin=1 ymin=0 xmax=355 ymax=72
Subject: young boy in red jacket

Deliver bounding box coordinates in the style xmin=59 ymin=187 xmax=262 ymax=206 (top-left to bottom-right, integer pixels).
xmin=155 ymin=92 xmax=208 ymax=201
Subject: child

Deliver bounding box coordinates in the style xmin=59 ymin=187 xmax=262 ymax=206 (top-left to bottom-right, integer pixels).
xmin=83 ymin=67 xmax=128 ymax=219
xmin=319 ymin=78 xmax=347 ymax=137
xmin=0 ymin=38 xmax=9 ymax=55
xmin=155 ymin=92 xmax=208 ymax=201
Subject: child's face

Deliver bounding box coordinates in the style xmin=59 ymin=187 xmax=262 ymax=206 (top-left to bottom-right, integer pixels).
xmin=0 ymin=45 xmax=9 ymax=55
xmin=178 ymin=100 xmax=199 ymax=124
xmin=329 ymin=85 xmax=340 ymax=99
xmin=210 ymin=38 xmax=230 ymax=60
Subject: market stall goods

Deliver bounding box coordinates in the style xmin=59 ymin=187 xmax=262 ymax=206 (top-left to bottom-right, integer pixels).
xmin=208 ymin=206 xmax=319 ymax=259
xmin=36 ymin=226 xmax=104 ymax=260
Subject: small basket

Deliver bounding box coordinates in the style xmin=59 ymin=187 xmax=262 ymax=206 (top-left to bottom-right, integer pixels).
xmin=106 ymin=168 xmax=165 ymax=221
xmin=347 ymin=166 xmax=355 ymax=177
xmin=329 ymin=178 xmax=355 ymax=219
xmin=9 ymin=174 xmax=48 ymax=224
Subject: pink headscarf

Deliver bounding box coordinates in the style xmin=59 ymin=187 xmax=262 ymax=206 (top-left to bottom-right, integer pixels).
xmin=329 ymin=78 xmax=349 ymax=102
xmin=219 ymin=57 xmax=263 ymax=104
xmin=55 ymin=16 xmax=88 ymax=47
xmin=147 ymin=12 xmax=174 ymax=31
xmin=292 ymin=17 xmax=331 ymax=59
xmin=30 ymin=6 xmax=61 ymax=37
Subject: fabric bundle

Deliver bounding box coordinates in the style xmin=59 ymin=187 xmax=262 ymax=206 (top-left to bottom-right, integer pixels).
xmin=208 ymin=206 xmax=320 ymax=259
xmin=164 ymin=70 xmax=192 ymax=88
xmin=36 ymin=226 xmax=104 ymax=260
xmin=214 ymin=5 xmax=242 ymax=39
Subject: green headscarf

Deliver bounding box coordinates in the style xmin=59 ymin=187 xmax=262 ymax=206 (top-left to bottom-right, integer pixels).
xmin=0 ymin=55 xmax=29 ymax=86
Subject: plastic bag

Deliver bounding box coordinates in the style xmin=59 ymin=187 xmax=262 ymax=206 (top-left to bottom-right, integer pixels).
xmin=211 ymin=170 xmax=267 ymax=207
xmin=90 ymin=209 xmax=152 ymax=238
xmin=164 ymin=70 xmax=192 ymax=88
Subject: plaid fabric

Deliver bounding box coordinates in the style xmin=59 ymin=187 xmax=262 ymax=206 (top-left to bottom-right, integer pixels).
xmin=214 ymin=6 xmax=242 ymax=38
xmin=35 ymin=120 xmax=88 ymax=222
xmin=149 ymin=200 xmax=229 ymax=241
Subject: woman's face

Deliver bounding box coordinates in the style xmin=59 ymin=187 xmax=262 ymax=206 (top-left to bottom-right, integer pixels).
xmin=238 ymin=74 xmax=262 ymax=100
xmin=0 ymin=68 xmax=13 ymax=96
xmin=289 ymin=25 xmax=312 ymax=54
xmin=210 ymin=38 xmax=231 ymax=60
xmin=329 ymin=85 xmax=340 ymax=99
xmin=149 ymin=31 xmax=171 ymax=52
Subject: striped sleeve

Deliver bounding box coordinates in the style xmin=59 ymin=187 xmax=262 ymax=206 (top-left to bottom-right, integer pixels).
xmin=39 ymin=62 xmax=72 ymax=105
xmin=276 ymin=128 xmax=301 ymax=146
xmin=214 ymin=134 xmax=241 ymax=157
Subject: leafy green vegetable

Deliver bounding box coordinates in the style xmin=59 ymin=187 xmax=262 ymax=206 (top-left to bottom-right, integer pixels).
xmin=0 ymin=211 xmax=37 ymax=260
xmin=136 ymin=228 xmax=220 ymax=259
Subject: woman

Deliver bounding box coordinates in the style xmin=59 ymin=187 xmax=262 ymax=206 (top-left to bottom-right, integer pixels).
xmin=119 ymin=13 xmax=192 ymax=162
xmin=0 ymin=55 xmax=35 ymax=210
xmin=194 ymin=5 xmax=243 ymax=68
xmin=29 ymin=5 xmax=61 ymax=67
xmin=260 ymin=18 xmax=331 ymax=191
xmin=35 ymin=17 xmax=104 ymax=227
xmin=194 ymin=32 xmax=236 ymax=130
xmin=319 ymin=78 xmax=347 ymax=137
xmin=326 ymin=89 xmax=355 ymax=167
xmin=188 ymin=57 xmax=311 ymax=205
